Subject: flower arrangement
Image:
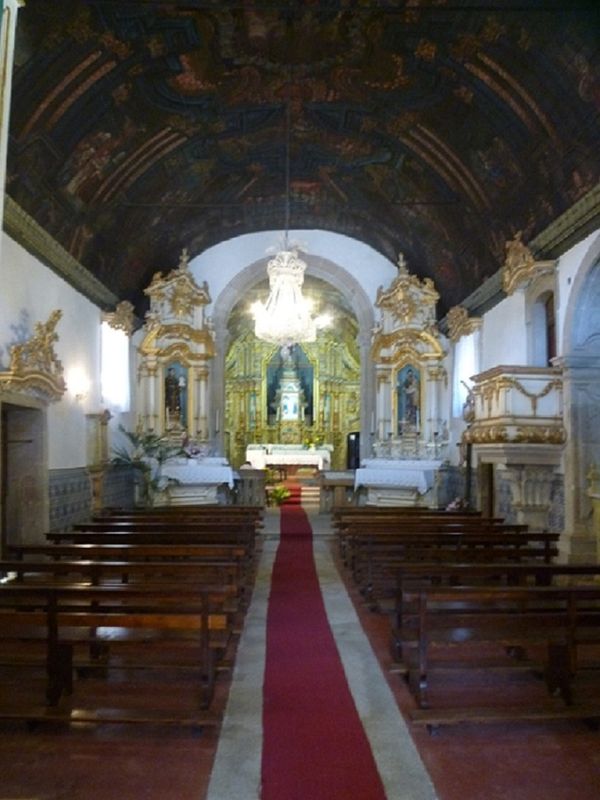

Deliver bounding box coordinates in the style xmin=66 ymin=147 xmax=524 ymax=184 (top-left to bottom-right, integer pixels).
xmin=268 ymin=484 xmax=291 ymax=506
xmin=446 ymin=496 xmax=468 ymax=511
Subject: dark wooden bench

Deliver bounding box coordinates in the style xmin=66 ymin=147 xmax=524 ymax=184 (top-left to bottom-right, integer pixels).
xmin=392 ymin=561 xmax=600 ymax=656
xmin=397 ymin=583 xmax=600 ymax=725
xmin=46 ymin=529 xmax=257 ymax=548
xmin=336 ymin=516 xmax=528 ymax=564
xmin=0 ymin=581 xmax=235 ymax=726
xmin=96 ymin=505 xmax=264 ymax=525
xmin=72 ymin=519 xmax=258 ymax=534
xmin=7 ymin=542 xmax=254 ymax=596
xmin=347 ymin=531 xmax=560 ymax=606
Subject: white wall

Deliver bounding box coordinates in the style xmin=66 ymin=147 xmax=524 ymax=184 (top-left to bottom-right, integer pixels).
xmin=190 ymin=229 xmax=398 ymax=314
xmin=556 ymin=229 xmax=600 ymax=356
xmin=479 ymin=291 xmax=528 ymax=371
xmin=1 ymin=234 xmax=102 ymax=468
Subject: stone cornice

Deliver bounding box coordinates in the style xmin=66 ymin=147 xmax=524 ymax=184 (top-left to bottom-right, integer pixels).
xmin=4 ymin=195 xmax=119 ymax=309
xmin=441 ymin=182 xmax=600 ymax=325
xmin=530 ymin=182 xmax=600 ymax=257
xmin=446 ymin=305 xmax=482 ymax=342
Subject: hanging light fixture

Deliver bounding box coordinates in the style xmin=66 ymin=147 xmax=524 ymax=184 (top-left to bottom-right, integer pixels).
xmin=250 ymin=72 xmax=331 ymax=345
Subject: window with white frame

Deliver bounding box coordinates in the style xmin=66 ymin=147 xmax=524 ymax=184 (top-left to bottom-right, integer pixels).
xmin=101 ymin=321 xmax=130 ymax=411
xmin=452 ymin=331 xmax=478 ymax=418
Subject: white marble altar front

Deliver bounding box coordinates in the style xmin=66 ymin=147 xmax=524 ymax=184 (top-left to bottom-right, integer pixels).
xmin=354 ymin=458 xmax=443 ymax=506
xmin=161 ymin=457 xmax=235 ymax=505
xmin=245 ymin=444 xmax=331 ymax=471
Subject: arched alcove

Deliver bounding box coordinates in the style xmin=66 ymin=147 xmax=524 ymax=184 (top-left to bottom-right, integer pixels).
xmin=223 ymin=274 xmax=362 ymax=468
xmin=207 ymin=239 xmax=378 ymax=464
xmin=560 ymin=231 xmax=600 ymax=550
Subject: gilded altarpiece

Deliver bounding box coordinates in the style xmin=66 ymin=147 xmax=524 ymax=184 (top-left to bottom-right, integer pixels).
xmin=137 ymin=250 xmax=214 ymax=441
xmin=371 ymin=255 xmax=447 ymax=454
xmin=224 ymin=332 xmax=360 ymax=469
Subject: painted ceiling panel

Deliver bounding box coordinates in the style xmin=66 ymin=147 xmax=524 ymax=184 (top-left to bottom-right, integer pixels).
xmin=7 ymin=0 xmax=600 ymax=317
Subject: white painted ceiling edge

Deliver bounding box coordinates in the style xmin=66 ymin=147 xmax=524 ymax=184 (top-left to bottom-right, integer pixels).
xmin=189 ymin=229 xmax=398 ymax=316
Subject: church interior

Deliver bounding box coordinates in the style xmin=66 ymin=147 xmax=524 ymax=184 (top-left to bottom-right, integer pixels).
xmin=1 ymin=2 xmax=600 ymax=798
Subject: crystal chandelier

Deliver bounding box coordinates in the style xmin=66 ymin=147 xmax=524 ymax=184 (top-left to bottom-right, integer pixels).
xmin=251 ymin=74 xmax=331 ymax=346
xmin=251 ymin=248 xmax=331 ymax=345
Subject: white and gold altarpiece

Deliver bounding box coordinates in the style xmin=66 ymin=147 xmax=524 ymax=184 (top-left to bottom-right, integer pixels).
xmin=224 ymin=329 xmax=360 ymax=470
xmin=360 ymin=255 xmax=449 ymax=505
xmin=137 ymin=249 xmax=214 ymax=441
xmin=135 ymin=250 xmax=236 ymax=503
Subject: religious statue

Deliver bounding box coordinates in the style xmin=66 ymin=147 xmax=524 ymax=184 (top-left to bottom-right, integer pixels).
xmin=402 ymin=367 xmax=420 ymax=427
xmin=396 ymin=366 xmax=421 ymax=434
xmin=165 ymin=367 xmax=182 ymax=424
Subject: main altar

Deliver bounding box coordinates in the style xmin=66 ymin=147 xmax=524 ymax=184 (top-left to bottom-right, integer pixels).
xmin=245 ymin=443 xmax=332 ymax=471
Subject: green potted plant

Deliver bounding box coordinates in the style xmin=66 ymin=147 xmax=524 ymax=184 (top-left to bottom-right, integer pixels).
xmin=111 ymin=425 xmax=185 ymax=507
xmin=269 ymin=484 xmax=291 ymax=506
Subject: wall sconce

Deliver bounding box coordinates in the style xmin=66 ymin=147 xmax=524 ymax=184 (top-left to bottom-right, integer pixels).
xmin=67 ymin=368 xmax=91 ymax=403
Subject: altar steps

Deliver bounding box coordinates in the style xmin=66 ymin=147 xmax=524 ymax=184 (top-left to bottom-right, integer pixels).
xmin=300 ymin=484 xmax=320 ymax=509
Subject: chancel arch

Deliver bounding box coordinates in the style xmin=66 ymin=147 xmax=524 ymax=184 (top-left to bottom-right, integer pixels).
xmin=209 ymin=240 xmax=377 ymax=468
xmin=222 ymin=274 xmax=364 ymax=470
xmin=560 ymin=232 xmax=600 ymax=557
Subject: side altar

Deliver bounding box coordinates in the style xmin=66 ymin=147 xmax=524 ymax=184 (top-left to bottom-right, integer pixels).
xmin=359 ymin=253 xmax=450 ymax=507
xmin=160 ymin=457 xmax=234 ymax=505
xmin=355 ymin=458 xmax=443 ymax=507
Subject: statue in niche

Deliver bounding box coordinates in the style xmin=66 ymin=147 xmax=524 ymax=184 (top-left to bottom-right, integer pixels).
xmin=165 ymin=364 xmax=187 ymax=426
xmin=397 ymin=365 xmax=420 ymax=431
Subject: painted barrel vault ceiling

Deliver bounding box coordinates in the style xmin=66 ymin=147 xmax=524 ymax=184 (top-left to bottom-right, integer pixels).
xmin=7 ymin=1 xmax=600 ymax=318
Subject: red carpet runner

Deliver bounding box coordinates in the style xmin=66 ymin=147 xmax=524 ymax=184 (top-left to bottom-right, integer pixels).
xmin=261 ymin=485 xmax=387 ymax=800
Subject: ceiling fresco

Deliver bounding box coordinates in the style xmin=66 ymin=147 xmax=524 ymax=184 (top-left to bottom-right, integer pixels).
xmin=7 ymin=0 xmax=600 ymax=318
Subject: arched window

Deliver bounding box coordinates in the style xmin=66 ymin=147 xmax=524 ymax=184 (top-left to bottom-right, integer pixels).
xmin=545 ymin=293 xmax=556 ymax=363
xmin=530 ymin=291 xmax=555 ymax=366
xmin=101 ymin=321 xmax=130 ymax=411
xmin=452 ymin=331 xmax=479 ymax=418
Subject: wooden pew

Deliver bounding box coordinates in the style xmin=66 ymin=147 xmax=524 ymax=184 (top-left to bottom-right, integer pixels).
xmin=97 ymin=504 xmax=264 ymax=525
xmin=0 ymin=581 xmax=236 ymax=726
xmin=397 ymin=583 xmax=600 ymax=725
xmin=103 ymin=503 xmax=263 ymax=517
xmin=46 ymin=529 xmax=257 ymax=548
xmin=8 ymin=542 xmax=254 ymax=595
xmin=392 ymin=561 xmax=600 ymax=656
xmin=72 ymin=519 xmax=258 ymax=534
xmin=347 ymin=531 xmax=560 ymax=606
xmin=336 ymin=515 xmax=527 ymax=564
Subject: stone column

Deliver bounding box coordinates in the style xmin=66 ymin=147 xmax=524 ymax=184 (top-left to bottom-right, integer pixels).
xmin=559 ymin=354 xmax=600 ymax=560
xmin=0 ymin=1 xmax=23 ymax=259
xmin=358 ymin=331 xmax=375 ymax=460
xmin=586 ymin=464 xmax=600 ymax=562
xmin=425 ymin=364 xmax=445 ymax=442
xmin=196 ymin=365 xmax=209 ymax=440
xmin=211 ymin=322 xmax=230 ymax=454
xmin=376 ymin=369 xmax=390 ymax=440
xmin=496 ymin=464 xmax=556 ymax=532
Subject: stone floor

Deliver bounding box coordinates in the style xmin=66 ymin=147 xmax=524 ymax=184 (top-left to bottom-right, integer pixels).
xmin=0 ymin=505 xmax=599 ymax=799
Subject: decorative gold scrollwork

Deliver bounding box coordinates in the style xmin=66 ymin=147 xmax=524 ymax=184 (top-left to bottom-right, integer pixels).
xmin=0 ymin=310 xmax=67 ymax=403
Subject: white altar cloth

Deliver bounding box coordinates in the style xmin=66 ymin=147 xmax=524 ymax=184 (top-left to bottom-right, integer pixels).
xmin=355 ymin=459 xmax=441 ymax=495
xmin=245 ymin=446 xmax=331 ymax=471
xmin=162 ymin=459 xmax=235 ymax=488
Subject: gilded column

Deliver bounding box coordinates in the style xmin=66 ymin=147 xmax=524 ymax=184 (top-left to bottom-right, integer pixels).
xmin=0 ymin=1 xmax=23 ymax=252
xmin=196 ymin=365 xmax=208 ymax=440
